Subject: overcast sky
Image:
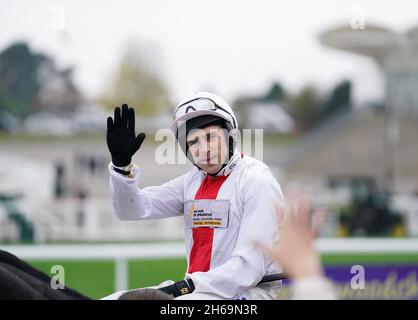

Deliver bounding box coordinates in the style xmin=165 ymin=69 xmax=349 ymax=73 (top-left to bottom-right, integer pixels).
xmin=1 ymin=0 xmax=418 ymax=106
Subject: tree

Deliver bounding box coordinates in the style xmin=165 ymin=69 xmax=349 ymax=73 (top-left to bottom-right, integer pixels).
xmin=263 ymin=82 xmax=285 ymax=102
xmin=0 ymin=42 xmax=82 ymax=119
xmin=286 ymin=80 xmax=352 ymax=131
xmin=287 ymin=85 xmax=323 ymax=130
xmin=322 ymin=80 xmax=351 ymax=118
xmin=0 ymin=42 xmax=43 ymax=118
xmin=99 ymin=43 xmax=170 ymax=117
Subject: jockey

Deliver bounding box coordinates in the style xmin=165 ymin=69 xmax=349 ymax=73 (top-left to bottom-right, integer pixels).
xmin=105 ymin=92 xmax=284 ymax=300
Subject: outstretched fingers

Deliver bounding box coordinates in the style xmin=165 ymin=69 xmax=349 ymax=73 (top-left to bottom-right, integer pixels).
xmin=128 ymin=107 xmax=135 ymax=133
xmin=107 ymin=116 xmax=114 ymax=133
xmin=135 ymin=132 xmax=146 ymax=150
xmin=114 ymin=107 xmax=121 ymax=128
xmin=121 ymin=104 xmax=129 ymax=128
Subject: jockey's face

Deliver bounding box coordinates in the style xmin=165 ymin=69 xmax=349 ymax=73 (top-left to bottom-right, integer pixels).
xmin=186 ymin=125 xmax=229 ymax=175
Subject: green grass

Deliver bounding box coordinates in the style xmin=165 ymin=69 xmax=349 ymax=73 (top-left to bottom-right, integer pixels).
xmin=29 ymin=253 xmax=418 ymax=299
xmin=29 ymin=258 xmax=187 ymax=299
xmin=128 ymin=258 xmax=187 ymax=289
xmin=30 ymin=259 xmax=115 ymax=299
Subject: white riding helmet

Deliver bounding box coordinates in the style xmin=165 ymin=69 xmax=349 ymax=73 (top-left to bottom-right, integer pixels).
xmin=171 ymin=91 xmax=239 ymax=140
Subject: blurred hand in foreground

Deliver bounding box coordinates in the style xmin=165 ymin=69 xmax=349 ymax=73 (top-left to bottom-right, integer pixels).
xmin=257 ymin=188 xmax=326 ymax=280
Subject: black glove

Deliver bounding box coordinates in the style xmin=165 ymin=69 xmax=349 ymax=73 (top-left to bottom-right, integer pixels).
xmin=158 ymin=279 xmax=195 ymax=298
xmin=106 ymin=104 xmax=146 ymax=167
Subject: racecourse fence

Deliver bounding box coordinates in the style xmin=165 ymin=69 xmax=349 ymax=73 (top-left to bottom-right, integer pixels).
xmin=2 ymin=238 xmax=418 ymax=292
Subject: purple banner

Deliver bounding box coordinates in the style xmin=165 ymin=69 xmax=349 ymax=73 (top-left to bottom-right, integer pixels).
xmin=278 ymin=265 xmax=418 ymax=300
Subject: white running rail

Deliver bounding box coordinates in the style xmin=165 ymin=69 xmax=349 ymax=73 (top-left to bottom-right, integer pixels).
xmin=2 ymin=238 xmax=418 ymax=292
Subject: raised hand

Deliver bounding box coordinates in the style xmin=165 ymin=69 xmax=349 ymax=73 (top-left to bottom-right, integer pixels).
xmin=106 ymin=104 xmax=146 ymax=167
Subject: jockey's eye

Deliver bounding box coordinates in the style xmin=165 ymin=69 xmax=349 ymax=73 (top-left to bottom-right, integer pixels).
xmin=187 ymin=137 xmax=199 ymax=147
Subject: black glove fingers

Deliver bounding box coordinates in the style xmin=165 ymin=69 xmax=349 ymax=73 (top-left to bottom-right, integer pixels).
xmin=121 ymin=104 xmax=129 ymax=128
xmin=114 ymin=107 xmax=121 ymax=127
xmin=107 ymin=105 xmax=143 ymax=167
xmin=107 ymin=117 xmax=114 ymax=133
xmin=135 ymin=132 xmax=146 ymax=150
xmin=128 ymin=108 xmax=135 ymax=133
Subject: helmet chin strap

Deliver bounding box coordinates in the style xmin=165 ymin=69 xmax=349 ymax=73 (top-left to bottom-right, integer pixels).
xmin=193 ymin=158 xmax=227 ymax=177
xmin=207 ymin=163 xmax=227 ymax=177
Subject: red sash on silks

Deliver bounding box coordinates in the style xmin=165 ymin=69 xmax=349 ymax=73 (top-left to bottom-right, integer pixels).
xmin=188 ymin=175 xmax=228 ymax=273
